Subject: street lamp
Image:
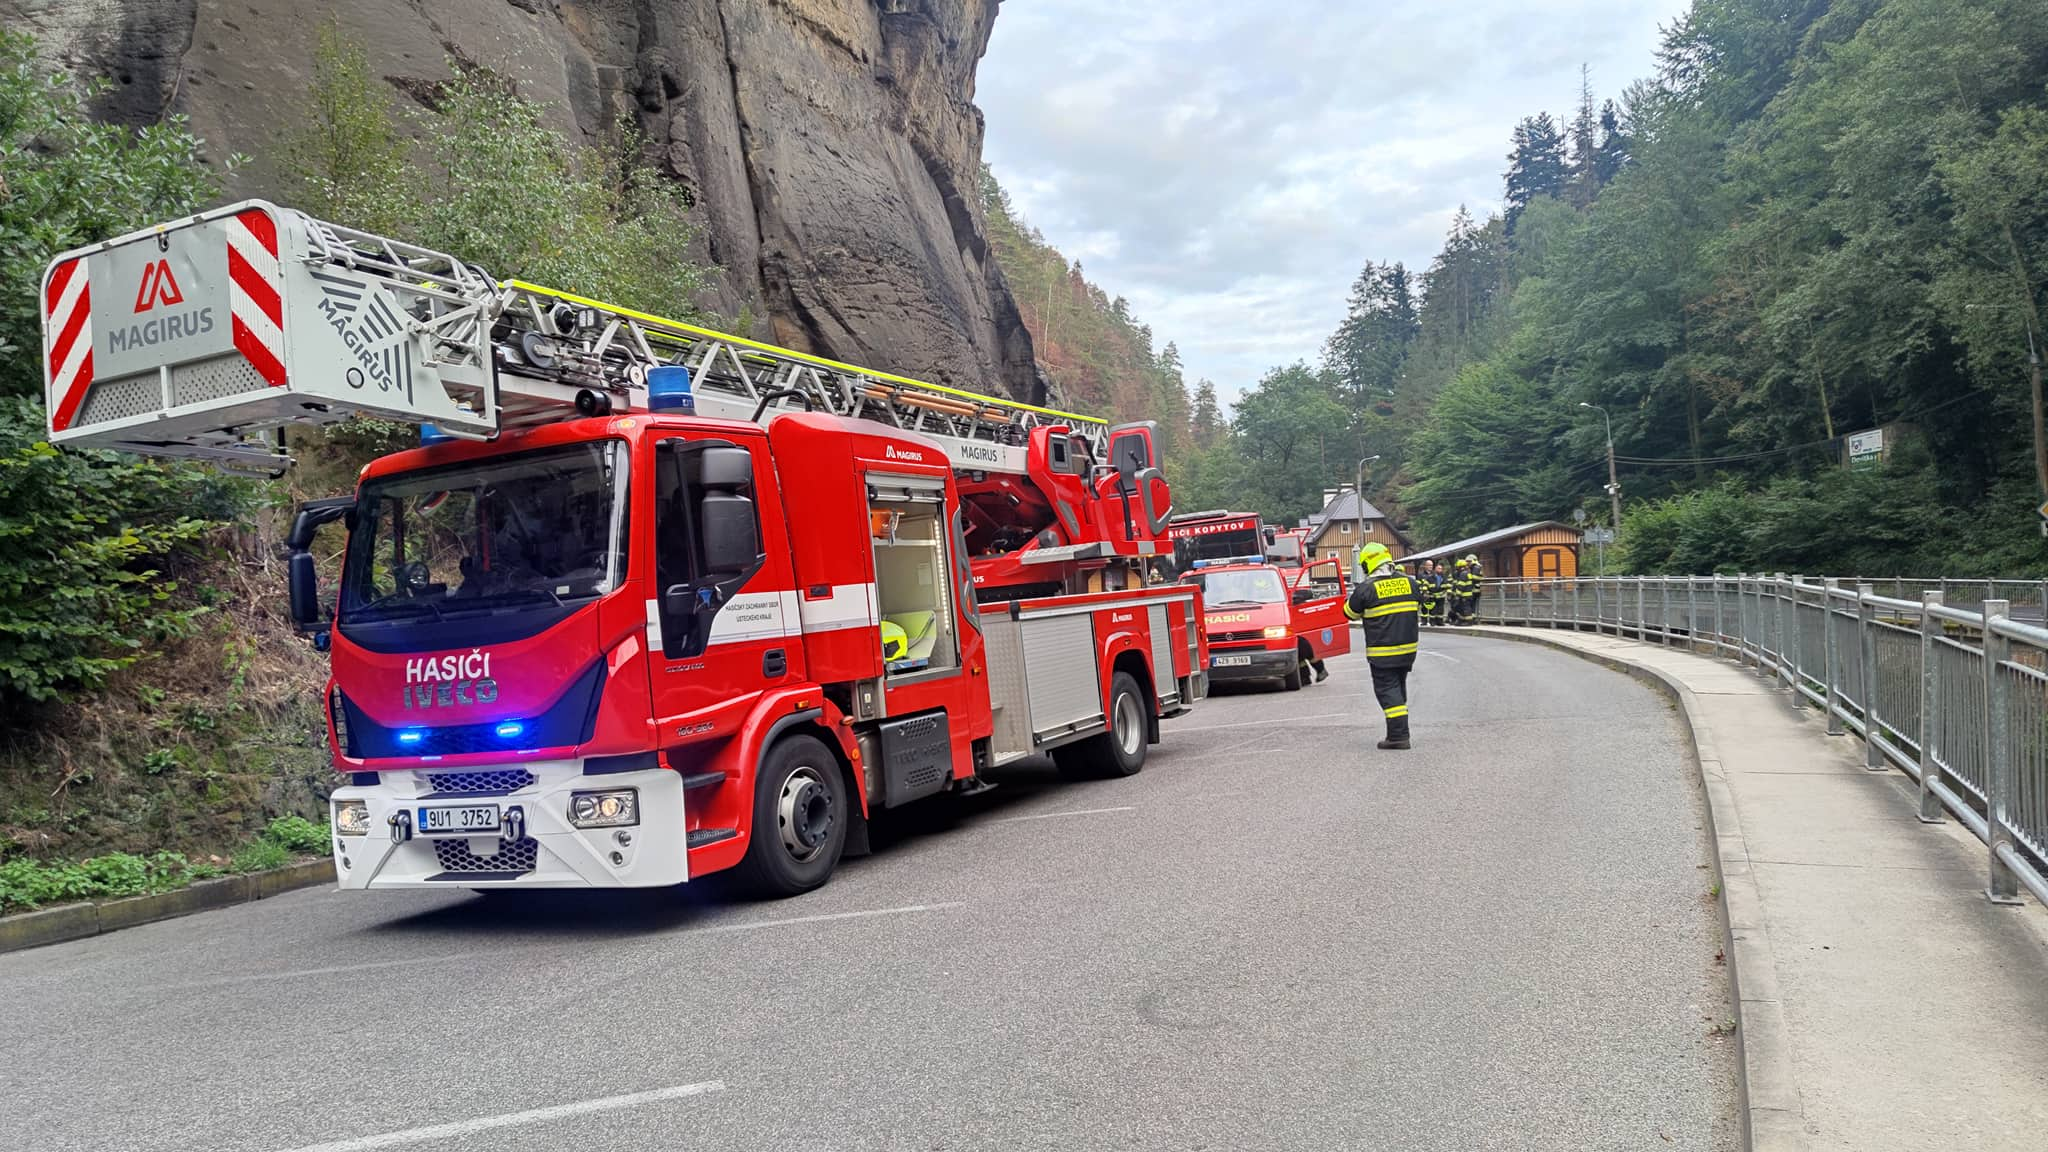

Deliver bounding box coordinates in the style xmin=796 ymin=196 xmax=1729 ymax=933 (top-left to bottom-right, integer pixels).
xmin=1579 ymin=403 xmax=1622 ymax=534
xmin=1355 ymin=454 xmax=1381 ymax=495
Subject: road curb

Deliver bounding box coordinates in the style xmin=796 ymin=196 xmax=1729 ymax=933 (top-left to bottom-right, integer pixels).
xmin=0 ymin=858 xmax=330 ymax=956
xmin=1464 ymin=625 xmax=1803 ymax=1152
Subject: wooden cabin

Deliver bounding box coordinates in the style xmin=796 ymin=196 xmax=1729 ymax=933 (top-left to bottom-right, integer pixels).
xmin=1403 ymin=521 xmax=1582 ymax=581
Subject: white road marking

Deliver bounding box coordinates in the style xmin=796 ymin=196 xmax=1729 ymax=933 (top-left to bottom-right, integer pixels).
xmin=1422 ymin=650 xmax=1462 ymax=663
xmin=993 ymin=805 xmax=1135 ymax=824
xmin=1168 ymin=711 xmax=1352 ymax=733
xmin=702 ymin=902 xmax=965 ymax=934
xmin=269 ymin=1081 xmax=727 ymax=1152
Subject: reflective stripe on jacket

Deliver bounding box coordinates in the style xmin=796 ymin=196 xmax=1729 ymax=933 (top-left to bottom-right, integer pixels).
xmin=1344 ymin=570 xmax=1421 ymax=668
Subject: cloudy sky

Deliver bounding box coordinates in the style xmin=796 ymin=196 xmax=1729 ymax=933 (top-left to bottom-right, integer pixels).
xmin=976 ymin=0 xmax=1692 ymax=402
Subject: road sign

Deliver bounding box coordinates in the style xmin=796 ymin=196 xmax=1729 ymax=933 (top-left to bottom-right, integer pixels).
xmin=1572 ymin=507 xmax=1587 ymax=525
xmin=1583 ymin=527 xmax=1615 ymax=544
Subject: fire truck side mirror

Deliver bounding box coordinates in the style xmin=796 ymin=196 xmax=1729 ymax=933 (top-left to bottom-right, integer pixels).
xmin=697 ymin=446 xmax=760 ymax=577
xmin=286 ymin=497 xmax=354 ymax=638
xmin=289 ymin=552 xmax=322 ymax=631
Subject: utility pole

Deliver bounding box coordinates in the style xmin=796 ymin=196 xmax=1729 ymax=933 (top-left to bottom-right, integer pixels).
xmin=1580 ymin=403 xmax=1622 ymax=535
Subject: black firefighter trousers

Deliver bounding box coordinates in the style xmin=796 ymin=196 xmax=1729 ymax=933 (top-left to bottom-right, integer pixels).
xmin=1370 ymin=661 xmax=1412 ymax=742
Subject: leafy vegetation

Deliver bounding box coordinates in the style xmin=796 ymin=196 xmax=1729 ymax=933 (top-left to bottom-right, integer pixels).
xmin=0 ymin=32 xmax=244 ymax=702
xmin=1144 ymin=0 xmax=2048 ymax=575
xmin=285 ymin=23 xmax=712 ymax=322
xmin=0 ymin=25 xmax=716 ymax=868
xmin=0 ymin=817 xmax=327 ymax=913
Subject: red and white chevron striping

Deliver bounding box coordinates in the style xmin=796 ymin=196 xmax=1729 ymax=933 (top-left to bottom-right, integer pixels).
xmin=226 ymin=208 xmax=287 ymax=389
xmin=42 ymin=257 xmax=93 ymax=432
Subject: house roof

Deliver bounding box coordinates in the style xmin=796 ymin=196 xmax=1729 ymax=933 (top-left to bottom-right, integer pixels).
xmin=1304 ymin=489 xmax=1390 ymax=546
xmin=1404 ymin=521 xmax=1579 ymax=563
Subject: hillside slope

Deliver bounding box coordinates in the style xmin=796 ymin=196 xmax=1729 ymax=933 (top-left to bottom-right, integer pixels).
xmin=4 ymin=0 xmax=1042 ymax=400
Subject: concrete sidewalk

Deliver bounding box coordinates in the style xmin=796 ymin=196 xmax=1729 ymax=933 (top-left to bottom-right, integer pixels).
xmin=1469 ymin=626 xmax=2048 ymax=1152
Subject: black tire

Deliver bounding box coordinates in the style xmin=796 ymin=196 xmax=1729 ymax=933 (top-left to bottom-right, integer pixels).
xmin=1281 ymin=662 xmax=1304 ymax=691
xmin=1055 ymin=670 xmax=1149 ymax=779
xmin=732 ymin=734 xmax=847 ymax=898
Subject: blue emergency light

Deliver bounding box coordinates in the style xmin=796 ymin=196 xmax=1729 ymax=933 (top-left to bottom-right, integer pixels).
xmin=494 ymin=721 xmax=526 ymax=741
xmin=396 ymin=730 xmax=424 ymax=746
xmin=418 ymin=424 xmax=456 ymax=447
xmin=647 ymin=365 xmax=696 ymax=413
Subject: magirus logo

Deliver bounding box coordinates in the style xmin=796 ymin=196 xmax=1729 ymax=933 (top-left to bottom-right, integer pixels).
xmin=309 ymin=269 xmax=415 ymax=401
xmin=401 ymin=649 xmax=499 ymax=709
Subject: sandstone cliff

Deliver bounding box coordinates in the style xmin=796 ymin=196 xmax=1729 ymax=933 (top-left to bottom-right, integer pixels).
xmin=4 ymin=0 xmax=1042 ymax=401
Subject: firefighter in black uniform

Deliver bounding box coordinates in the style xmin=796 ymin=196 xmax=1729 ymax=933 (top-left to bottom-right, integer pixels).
xmin=1414 ymin=560 xmax=1442 ymax=626
xmin=1449 ymin=557 xmax=1478 ymax=624
xmin=1344 ymin=542 xmax=1420 ymax=749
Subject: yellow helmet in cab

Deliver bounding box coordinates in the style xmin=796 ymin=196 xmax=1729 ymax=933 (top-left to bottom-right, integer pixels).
xmin=880 ymin=621 xmax=908 ymax=663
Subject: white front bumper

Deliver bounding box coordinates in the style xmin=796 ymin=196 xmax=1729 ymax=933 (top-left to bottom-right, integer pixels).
xmin=328 ymin=761 xmax=688 ymax=889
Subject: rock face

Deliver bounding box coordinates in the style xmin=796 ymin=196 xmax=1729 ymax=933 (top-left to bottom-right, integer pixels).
xmin=5 ymin=0 xmax=1042 ymax=402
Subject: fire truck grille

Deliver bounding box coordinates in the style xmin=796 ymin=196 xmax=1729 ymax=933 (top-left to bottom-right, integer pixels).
xmin=433 ymin=836 xmax=539 ymax=874
xmin=1212 ymin=630 xmax=1266 ymax=644
xmin=425 ymin=769 xmax=536 ymax=795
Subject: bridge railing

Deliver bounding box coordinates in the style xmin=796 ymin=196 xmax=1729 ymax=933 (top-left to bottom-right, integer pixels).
xmin=1475 ymin=575 xmax=2048 ymax=909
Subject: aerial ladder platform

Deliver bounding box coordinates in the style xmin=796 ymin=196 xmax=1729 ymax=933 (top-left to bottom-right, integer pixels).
xmin=40 ymin=200 xmax=1110 ymax=476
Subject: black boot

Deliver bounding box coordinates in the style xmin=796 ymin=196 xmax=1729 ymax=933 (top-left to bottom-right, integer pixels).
xmin=1377 ymin=737 xmax=1411 ymax=750
xmin=1312 ymin=661 xmax=1329 ymax=683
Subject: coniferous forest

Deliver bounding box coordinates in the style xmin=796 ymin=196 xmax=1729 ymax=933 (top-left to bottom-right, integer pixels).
xmin=994 ymin=0 xmax=2048 ymax=577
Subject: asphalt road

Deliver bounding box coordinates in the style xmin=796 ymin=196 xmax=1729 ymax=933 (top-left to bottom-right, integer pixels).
xmin=0 ymin=632 xmax=1738 ymax=1152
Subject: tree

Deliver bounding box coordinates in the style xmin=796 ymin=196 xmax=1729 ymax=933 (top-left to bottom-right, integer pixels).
xmin=1226 ymin=363 xmax=1349 ymax=523
xmin=1566 ymin=65 xmax=1603 ymax=207
xmin=283 ymin=39 xmax=712 ymax=321
xmin=1504 ymin=113 xmax=1566 ymax=233
xmin=1325 ymin=261 xmax=1419 ymax=407
xmin=1594 ymin=99 xmax=1632 ymax=186
xmin=0 ymin=31 xmax=238 ymax=702
xmin=1190 ymin=380 xmax=1224 ymax=449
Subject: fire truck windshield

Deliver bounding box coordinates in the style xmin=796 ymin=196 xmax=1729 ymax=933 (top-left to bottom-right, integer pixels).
xmin=340 ymin=441 xmax=628 ymax=632
xmin=1173 ymin=527 xmax=1261 ymax=568
xmin=1188 ymin=568 xmax=1287 ymax=607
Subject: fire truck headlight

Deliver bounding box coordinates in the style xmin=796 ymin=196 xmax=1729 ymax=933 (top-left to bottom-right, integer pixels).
xmin=1262 ymin=626 xmax=1290 ymax=640
xmin=569 ymin=789 xmax=639 ymax=829
xmin=333 ymin=800 xmax=370 ymax=837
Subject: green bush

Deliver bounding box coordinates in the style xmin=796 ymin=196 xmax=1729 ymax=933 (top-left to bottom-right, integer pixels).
xmin=284 ymin=23 xmax=712 ymax=322
xmin=0 ymin=849 xmax=219 ymax=912
xmin=230 ymin=839 xmax=290 ymax=873
xmin=261 ymin=815 xmax=328 ymax=854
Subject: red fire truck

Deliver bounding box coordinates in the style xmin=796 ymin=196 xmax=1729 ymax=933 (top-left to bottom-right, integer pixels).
xmin=1166 ymin=509 xmax=1269 ymax=572
xmin=39 ymin=201 xmax=1206 ymax=896
xmin=1181 ymin=558 xmax=1351 ymax=691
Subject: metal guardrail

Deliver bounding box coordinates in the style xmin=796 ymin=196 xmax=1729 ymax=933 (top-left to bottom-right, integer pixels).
xmin=1476 ymin=575 xmax=2048 ymax=909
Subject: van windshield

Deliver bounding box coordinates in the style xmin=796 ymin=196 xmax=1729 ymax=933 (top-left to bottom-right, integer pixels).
xmin=340 ymin=441 xmax=628 ymax=626
xmin=1190 ymin=568 xmax=1286 ymax=606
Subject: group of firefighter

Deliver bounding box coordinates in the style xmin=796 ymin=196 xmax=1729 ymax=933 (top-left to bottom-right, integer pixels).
xmin=1337 ymin=547 xmax=1486 ymax=752
xmin=1410 ymin=554 xmax=1482 ymax=626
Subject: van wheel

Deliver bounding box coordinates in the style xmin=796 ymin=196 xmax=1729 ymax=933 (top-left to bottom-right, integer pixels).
xmin=1056 ymin=670 xmax=1149 ymax=779
xmin=1282 ymin=662 xmax=1304 ymax=691
xmin=732 ymin=734 xmax=846 ymax=898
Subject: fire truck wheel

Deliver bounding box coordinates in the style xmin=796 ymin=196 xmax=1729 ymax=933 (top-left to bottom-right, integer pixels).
xmin=1056 ymin=670 xmax=1148 ymax=779
xmin=1282 ymin=662 xmax=1305 ymax=692
xmin=734 ymin=734 xmax=847 ymax=897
